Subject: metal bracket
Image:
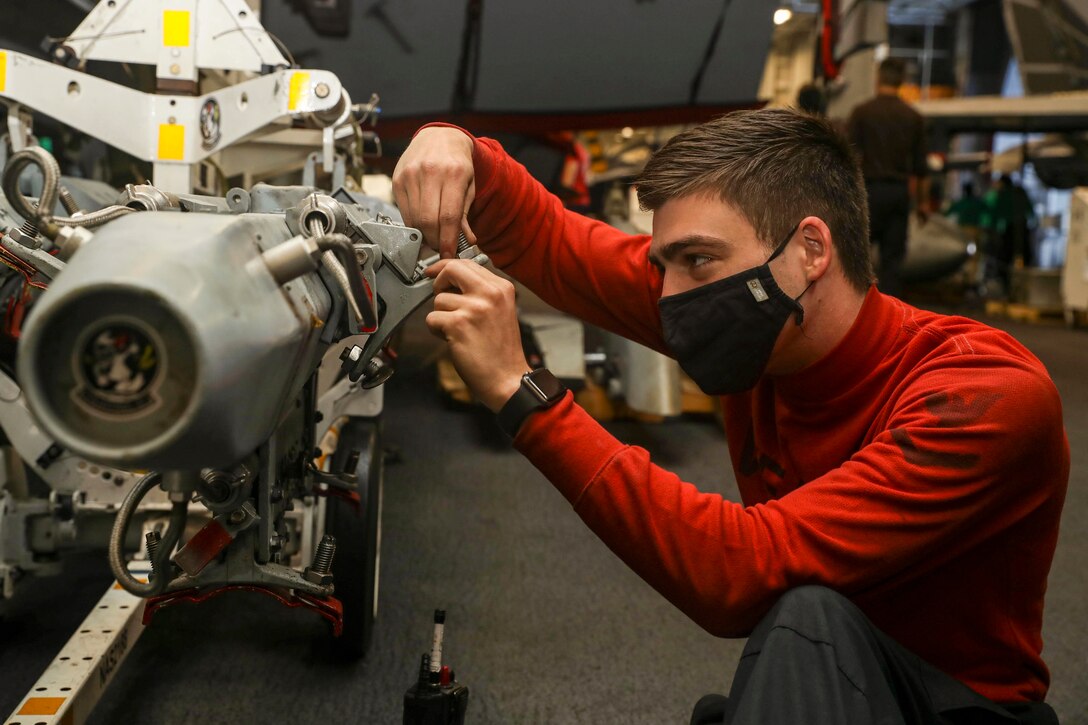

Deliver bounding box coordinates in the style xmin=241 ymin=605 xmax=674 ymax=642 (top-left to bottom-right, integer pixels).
xmin=144 ymin=585 xmax=344 ymax=636
xmin=0 ymin=50 xmax=342 ymax=192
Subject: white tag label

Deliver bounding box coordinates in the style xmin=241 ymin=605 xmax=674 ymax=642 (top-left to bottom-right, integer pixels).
xmin=747 ymin=278 xmax=769 ymax=302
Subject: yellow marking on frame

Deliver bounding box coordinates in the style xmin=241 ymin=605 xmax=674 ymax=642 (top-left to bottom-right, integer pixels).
xmin=288 ymin=71 xmax=311 ymax=112
xmin=162 ymin=10 xmax=191 ymax=47
xmin=18 ymin=697 xmax=66 ymax=715
xmin=113 ymin=576 xmax=147 ymax=589
xmin=157 ymin=124 xmax=185 ymax=160
xmin=0 ymin=52 xmax=6 ymax=93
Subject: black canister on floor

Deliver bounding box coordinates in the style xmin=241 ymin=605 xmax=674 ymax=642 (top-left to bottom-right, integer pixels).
xmin=403 ymin=611 xmax=469 ymax=725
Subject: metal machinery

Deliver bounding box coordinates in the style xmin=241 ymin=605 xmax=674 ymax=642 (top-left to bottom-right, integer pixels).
xmin=1062 ymin=188 xmax=1088 ymax=325
xmin=0 ymin=2 xmax=488 ymax=722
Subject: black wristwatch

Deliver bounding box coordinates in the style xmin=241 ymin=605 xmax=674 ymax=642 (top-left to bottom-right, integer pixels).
xmin=496 ymin=368 xmax=566 ymax=437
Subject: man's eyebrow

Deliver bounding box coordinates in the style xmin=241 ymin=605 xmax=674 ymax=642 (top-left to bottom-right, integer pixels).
xmin=647 ymin=235 xmax=729 ymax=266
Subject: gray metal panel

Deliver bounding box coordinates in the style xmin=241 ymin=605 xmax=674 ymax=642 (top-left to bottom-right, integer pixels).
xmin=474 ymin=0 xmax=773 ymax=112
xmin=261 ymin=0 xmax=467 ymax=118
xmin=263 ymin=0 xmax=773 ymax=118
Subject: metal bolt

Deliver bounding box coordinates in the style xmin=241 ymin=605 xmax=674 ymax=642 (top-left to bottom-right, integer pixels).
xmin=229 ymin=509 xmax=246 ymax=524
xmin=169 ymin=63 xmax=181 ymax=75
xmin=311 ymin=535 xmax=336 ymax=575
xmin=145 ymin=530 xmax=162 ymax=577
xmin=58 ymin=186 xmax=80 ymax=215
xmin=339 ymin=345 xmax=363 ymax=363
xmin=343 ymin=449 xmax=361 ymax=475
xmin=356 ymin=249 xmax=368 ymax=265
xmin=314 ymin=82 xmax=330 ymax=99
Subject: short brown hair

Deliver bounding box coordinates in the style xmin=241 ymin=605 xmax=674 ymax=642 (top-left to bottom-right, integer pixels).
xmin=878 ymin=58 xmax=906 ymax=87
xmin=636 ymin=108 xmax=873 ymax=292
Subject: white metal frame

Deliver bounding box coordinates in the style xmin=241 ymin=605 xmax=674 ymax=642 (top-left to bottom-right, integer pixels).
xmin=0 ymin=0 xmax=347 ymax=192
xmin=6 ymin=564 xmax=151 ymax=725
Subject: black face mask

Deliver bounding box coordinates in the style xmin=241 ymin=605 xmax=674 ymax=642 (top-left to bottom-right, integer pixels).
xmin=658 ymin=223 xmax=810 ymax=396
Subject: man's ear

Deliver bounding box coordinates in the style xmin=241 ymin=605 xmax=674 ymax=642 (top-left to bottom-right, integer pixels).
xmin=798 ymin=216 xmax=833 ymax=282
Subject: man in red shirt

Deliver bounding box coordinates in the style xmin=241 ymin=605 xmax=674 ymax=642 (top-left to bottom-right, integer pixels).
xmin=392 ymin=109 xmax=1067 ymax=724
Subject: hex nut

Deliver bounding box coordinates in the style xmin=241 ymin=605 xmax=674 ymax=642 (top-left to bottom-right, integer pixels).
xmin=303 ymin=568 xmax=334 ymax=586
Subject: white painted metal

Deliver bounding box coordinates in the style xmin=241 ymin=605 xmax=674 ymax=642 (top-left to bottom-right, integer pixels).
xmin=1062 ymin=188 xmax=1088 ymax=316
xmin=0 ymin=53 xmax=341 ymax=165
xmin=60 ymin=0 xmax=288 ymax=74
xmin=916 ymin=91 xmax=1088 ymax=121
xmin=5 ymin=564 xmax=151 ymax=725
xmin=0 ymin=51 xmax=342 ymax=192
xmin=0 ymin=369 xmax=169 ymax=510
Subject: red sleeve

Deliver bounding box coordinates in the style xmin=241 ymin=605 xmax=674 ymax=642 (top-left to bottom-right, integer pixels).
xmin=514 ymin=360 xmax=1067 ymax=637
xmin=416 ymin=123 xmax=668 ymax=353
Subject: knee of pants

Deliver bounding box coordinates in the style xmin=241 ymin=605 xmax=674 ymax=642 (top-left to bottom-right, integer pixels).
xmin=756 ymin=586 xmax=863 ymax=639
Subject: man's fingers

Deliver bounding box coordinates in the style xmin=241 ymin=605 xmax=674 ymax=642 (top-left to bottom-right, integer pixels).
xmin=433 ymin=291 xmax=464 ymax=312
xmin=425 ymin=309 xmax=452 ymax=340
xmin=418 ymin=166 xmax=446 ymax=251
xmin=438 ymin=171 xmax=471 ymax=259
xmin=460 ymin=180 xmax=478 ymax=247
xmin=392 ymin=162 xmax=424 ymax=233
xmin=424 ymin=258 xmax=453 ymax=279
xmin=431 ymin=259 xmax=499 ymax=296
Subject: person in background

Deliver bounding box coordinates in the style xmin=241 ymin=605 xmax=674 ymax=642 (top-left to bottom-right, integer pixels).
xmin=946 ymin=180 xmax=989 ymax=292
xmin=984 ymin=174 xmax=1038 ymax=297
xmin=847 ymin=57 xmax=929 ymax=299
xmin=947 ymin=180 xmax=986 ymax=240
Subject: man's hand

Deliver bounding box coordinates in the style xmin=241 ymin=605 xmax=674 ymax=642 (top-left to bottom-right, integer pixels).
xmin=393 ymin=127 xmax=477 ymax=259
xmin=425 ymin=259 xmax=527 ymax=412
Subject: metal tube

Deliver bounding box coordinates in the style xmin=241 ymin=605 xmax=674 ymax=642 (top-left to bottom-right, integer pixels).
xmin=2 ymin=146 xmax=61 ymax=223
xmin=108 ymin=471 xmax=189 ymax=597
xmin=309 ymin=217 xmax=367 ymax=331
xmin=51 ymin=205 xmax=136 ymax=229
xmin=314 ymin=232 xmax=378 ymax=331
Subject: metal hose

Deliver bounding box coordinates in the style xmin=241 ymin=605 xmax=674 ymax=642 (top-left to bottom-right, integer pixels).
xmin=1 ymin=146 xmax=135 ymax=237
xmin=309 ymin=219 xmax=365 ymax=332
xmin=108 ymin=471 xmax=190 ymax=597
xmin=51 ymin=205 xmax=135 ymax=228
xmin=2 ymin=146 xmax=61 ymax=222
xmin=314 ymin=231 xmax=378 ymax=332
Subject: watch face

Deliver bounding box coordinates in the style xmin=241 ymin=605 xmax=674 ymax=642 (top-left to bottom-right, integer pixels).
xmin=524 ymin=368 xmax=564 ymax=403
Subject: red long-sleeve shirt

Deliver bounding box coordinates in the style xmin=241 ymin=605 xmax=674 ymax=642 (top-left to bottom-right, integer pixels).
xmin=454 ymin=128 xmax=1069 ymax=703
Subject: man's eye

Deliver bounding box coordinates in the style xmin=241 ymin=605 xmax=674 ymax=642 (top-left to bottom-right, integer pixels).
xmin=688 ymin=254 xmax=713 ymax=268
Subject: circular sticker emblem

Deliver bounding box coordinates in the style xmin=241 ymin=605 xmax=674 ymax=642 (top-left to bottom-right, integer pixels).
xmin=200 ymin=98 xmax=222 ymax=150
xmin=75 ymin=321 xmax=163 ymax=417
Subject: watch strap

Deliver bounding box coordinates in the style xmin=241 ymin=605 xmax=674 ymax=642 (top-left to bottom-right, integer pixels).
xmin=496 ymin=368 xmax=565 ymax=437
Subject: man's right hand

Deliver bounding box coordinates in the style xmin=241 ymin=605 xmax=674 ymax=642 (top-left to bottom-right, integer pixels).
xmin=392 ymin=126 xmax=478 ymax=259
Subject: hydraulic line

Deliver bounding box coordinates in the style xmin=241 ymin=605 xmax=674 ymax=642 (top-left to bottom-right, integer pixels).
xmin=312 ymin=230 xmax=378 ymax=332
xmin=1 ymin=147 xmax=134 ymax=239
xmin=310 ymin=219 xmax=366 ymax=332
xmin=108 ymin=471 xmax=190 ymax=597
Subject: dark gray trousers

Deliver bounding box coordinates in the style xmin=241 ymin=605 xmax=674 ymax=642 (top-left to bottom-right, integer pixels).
xmin=867 ymin=180 xmax=911 ymax=299
xmin=690 ymin=586 xmax=1058 ymax=725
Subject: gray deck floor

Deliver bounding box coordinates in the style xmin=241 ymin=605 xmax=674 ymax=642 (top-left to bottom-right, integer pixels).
xmin=1 ymin=304 xmax=1085 ymax=724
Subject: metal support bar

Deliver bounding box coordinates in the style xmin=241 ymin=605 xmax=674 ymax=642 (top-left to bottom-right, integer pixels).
xmin=6 ymin=564 xmax=151 ymax=725
xmin=0 ymin=51 xmax=342 ymax=192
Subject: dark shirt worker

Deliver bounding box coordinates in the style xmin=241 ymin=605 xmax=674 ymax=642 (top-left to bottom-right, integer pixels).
xmin=393 ymin=109 xmax=1067 ymax=724
xmin=847 ymin=58 xmax=930 ymax=299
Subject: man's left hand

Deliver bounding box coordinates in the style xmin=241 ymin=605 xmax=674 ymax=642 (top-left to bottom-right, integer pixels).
xmin=425 ymin=259 xmax=528 ymax=412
